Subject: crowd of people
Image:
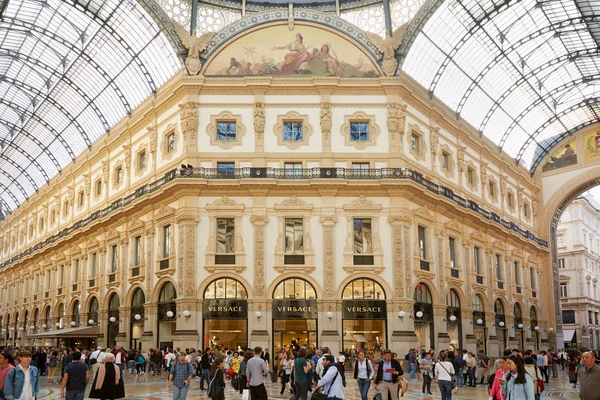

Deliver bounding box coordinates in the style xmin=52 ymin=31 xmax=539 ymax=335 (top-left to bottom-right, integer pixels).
xmin=0 ymin=344 xmax=599 ymax=400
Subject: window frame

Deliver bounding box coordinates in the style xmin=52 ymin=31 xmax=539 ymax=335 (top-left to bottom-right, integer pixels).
xmin=342 ymin=111 xmax=380 ymax=149
xmin=208 ymin=111 xmax=246 ymax=149
xmin=275 ymin=111 xmax=313 ymax=149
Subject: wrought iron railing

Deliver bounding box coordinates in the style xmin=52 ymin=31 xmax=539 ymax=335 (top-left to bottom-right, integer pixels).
xmin=0 ymin=166 xmax=548 ymax=270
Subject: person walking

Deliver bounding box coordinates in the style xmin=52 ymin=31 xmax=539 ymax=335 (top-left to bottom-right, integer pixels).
xmin=0 ymin=353 xmax=15 ymax=399
xmin=579 ymin=351 xmax=600 ymax=400
xmin=47 ymin=350 xmax=59 ymax=384
xmin=168 ymin=353 xmax=194 ymax=400
xmin=523 ymin=357 xmax=542 ymax=400
xmin=567 ymin=352 xmax=579 ymax=389
xmin=88 ymin=347 xmax=104 ymax=381
xmin=88 ymin=353 xmax=125 ymax=400
xmin=489 ymin=356 xmax=509 ymax=400
xmin=3 ymin=350 xmax=40 ymax=400
xmin=477 ymin=350 xmax=490 ymax=385
xmin=280 ymin=352 xmax=292 ymax=395
xmin=500 ymin=355 xmax=534 ymax=400
xmin=292 ymin=348 xmax=311 ymax=400
xmin=374 ymin=349 xmax=403 ymax=400
xmin=207 ymin=358 xmax=225 ymax=400
xmin=198 ymin=350 xmax=211 ymax=390
xmin=549 ymin=349 xmax=558 ymax=379
xmin=316 ymin=355 xmax=343 ymax=400
xmin=353 ymin=350 xmax=374 ymax=400
xmin=420 ymin=352 xmax=434 ymax=395
xmin=60 ymin=352 xmax=89 ymax=400
xmin=434 ymin=351 xmax=455 ymax=400
xmin=238 ymin=351 xmax=251 ymax=395
xmin=408 ymin=349 xmax=417 ymax=380
xmin=246 ymin=346 xmax=269 ymax=400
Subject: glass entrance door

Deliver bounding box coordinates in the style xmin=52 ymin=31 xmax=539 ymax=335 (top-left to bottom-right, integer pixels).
xmin=273 ymin=319 xmax=317 ymax=368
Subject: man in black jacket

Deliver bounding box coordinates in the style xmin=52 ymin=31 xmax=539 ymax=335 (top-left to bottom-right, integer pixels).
xmin=374 ymin=349 xmax=403 ymax=400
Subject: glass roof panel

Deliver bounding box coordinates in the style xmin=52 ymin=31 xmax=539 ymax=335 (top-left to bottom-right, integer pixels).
xmin=402 ymin=0 xmax=600 ymax=171
xmin=0 ymin=0 xmax=181 ymax=213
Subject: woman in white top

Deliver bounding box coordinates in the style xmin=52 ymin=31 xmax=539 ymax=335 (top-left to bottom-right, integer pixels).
xmin=280 ymin=352 xmax=293 ymax=395
xmin=353 ymin=350 xmax=374 ymax=400
xmin=434 ymin=351 xmax=455 ymax=400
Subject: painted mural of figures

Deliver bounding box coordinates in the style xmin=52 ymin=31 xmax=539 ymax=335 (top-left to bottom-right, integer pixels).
xmin=227 ymin=58 xmax=246 ymax=75
xmin=272 ymin=33 xmax=312 ymax=74
xmin=312 ymin=43 xmax=342 ymax=75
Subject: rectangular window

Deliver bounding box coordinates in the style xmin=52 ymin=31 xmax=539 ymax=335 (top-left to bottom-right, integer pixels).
xmin=73 ymin=259 xmax=79 ymax=281
xmin=284 ymin=162 xmax=303 ymax=178
xmin=110 ymin=244 xmax=118 ymax=273
xmin=467 ymin=167 xmax=474 ymax=185
xmin=352 ymin=163 xmax=370 ymax=171
xmin=134 ymin=236 xmax=142 ymax=266
xmin=138 ymin=151 xmax=147 ymax=170
xmin=90 ymin=253 xmax=97 ymax=278
xmin=58 ymin=265 xmax=64 ymax=286
xmin=474 ymin=246 xmax=482 ymax=275
xmin=489 ymin=182 xmax=495 ymax=197
xmin=353 ymin=218 xmax=372 ymax=254
xmin=163 ymin=225 xmax=171 ymax=258
xmin=562 ymin=310 xmax=575 ymax=324
xmin=524 ymin=203 xmax=530 ymax=218
xmin=557 ymin=234 xmax=564 ymax=247
xmin=217 ymin=122 xmax=237 ymax=141
xmin=95 ymin=179 xmax=102 ymax=196
xmin=560 ymin=283 xmax=568 ymax=298
xmin=441 ymin=152 xmax=450 ymax=170
xmin=285 ymin=218 xmax=304 ymax=254
xmin=449 ymin=237 xmax=457 ymax=268
xmin=507 ymin=193 xmax=514 ymax=209
xmin=78 ymin=191 xmax=84 ymax=207
xmin=411 ymin=133 xmax=420 ymax=152
xmin=217 ymin=162 xmax=235 ymax=177
xmin=589 ymin=310 xmax=593 ymax=324
xmin=63 ymin=201 xmax=69 ymax=216
xmin=530 ymin=267 xmax=537 ymax=289
xmin=418 ymin=225 xmax=427 ymax=259
xmin=45 ymin=271 xmax=50 ymax=290
xmin=514 ymin=261 xmax=521 ymax=286
xmin=167 ymin=132 xmax=175 ymax=152
xmin=350 ymin=122 xmax=369 ymax=141
xmin=558 ymin=258 xmax=565 ymax=269
xmin=115 ymin=166 xmax=123 ymax=185
xmin=283 ymin=122 xmax=303 ymax=141
xmin=216 ymin=218 xmax=235 ymax=253
xmin=495 ymin=254 xmax=503 ymax=280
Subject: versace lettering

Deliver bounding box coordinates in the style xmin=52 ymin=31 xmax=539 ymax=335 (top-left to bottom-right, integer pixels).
xmin=346 ymin=306 xmax=382 ymax=313
xmin=277 ymin=306 xmax=311 ymax=312
xmin=208 ymin=306 xmax=243 ymax=312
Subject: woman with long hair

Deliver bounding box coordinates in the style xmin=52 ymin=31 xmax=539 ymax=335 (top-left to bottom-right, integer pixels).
xmin=434 ymin=351 xmax=455 ymax=400
xmin=500 ymin=355 xmax=534 ymax=400
xmin=208 ymin=357 xmax=225 ymax=400
xmin=280 ymin=351 xmax=293 ymax=395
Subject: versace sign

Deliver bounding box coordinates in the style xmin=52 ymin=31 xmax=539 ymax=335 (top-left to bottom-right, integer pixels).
xmin=342 ymin=300 xmax=387 ymax=319
xmin=272 ymin=299 xmax=318 ymax=319
xmin=203 ymin=299 xmax=248 ymax=318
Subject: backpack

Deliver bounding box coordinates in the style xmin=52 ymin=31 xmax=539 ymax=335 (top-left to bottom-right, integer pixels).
xmin=405 ymin=353 xmax=410 ymax=361
xmin=48 ymin=355 xmax=58 ymax=368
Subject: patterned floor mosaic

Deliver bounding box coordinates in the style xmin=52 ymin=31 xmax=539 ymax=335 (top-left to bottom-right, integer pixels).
xmin=36 ymin=369 xmax=582 ymax=399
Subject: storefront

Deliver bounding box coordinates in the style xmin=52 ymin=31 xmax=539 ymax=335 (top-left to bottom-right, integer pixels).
xmin=514 ymin=303 xmax=524 ymax=350
xmin=203 ymin=278 xmax=248 ymax=350
xmin=130 ymin=288 xmax=145 ymax=350
xmin=342 ymin=278 xmax=386 ymax=358
xmin=414 ymin=283 xmax=434 ymax=352
xmin=272 ymin=278 xmax=317 ymax=364
xmin=107 ymin=294 xmax=120 ymax=349
xmin=157 ymin=282 xmax=176 ymax=351
xmin=446 ymin=289 xmax=462 ymax=351
xmin=472 ymin=295 xmax=487 ymax=354
xmin=494 ymin=299 xmax=507 ymax=351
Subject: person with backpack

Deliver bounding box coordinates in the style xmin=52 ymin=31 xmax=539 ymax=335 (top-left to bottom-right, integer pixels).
xmin=47 ymin=350 xmax=59 ymax=384
xmin=353 ymin=349 xmax=373 ymax=400
xmin=316 ymin=354 xmax=343 ymax=400
xmin=168 ymin=353 xmax=194 ymax=400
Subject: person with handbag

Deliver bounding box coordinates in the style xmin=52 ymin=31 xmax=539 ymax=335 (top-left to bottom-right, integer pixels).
xmin=434 ymin=351 xmax=455 ymax=400
xmin=280 ymin=352 xmax=293 ymax=395
xmin=353 ymin=350 xmax=373 ymax=400
xmin=499 ymin=355 xmax=534 ymax=400
xmin=315 ymin=355 xmax=343 ymax=400
xmin=524 ymin=357 xmax=542 ymax=400
xmin=374 ymin=349 xmax=403 ymax=400
xmin=207 ymin=358 xmax=225 ymax=400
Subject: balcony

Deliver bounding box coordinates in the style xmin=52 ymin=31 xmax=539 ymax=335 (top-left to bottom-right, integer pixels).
xmin=131 ymin=267 xmax=140 ymax=277
xmin=159 ymin=259 xmax=170 ymax=270
xmin=0 ymin=166 xmax=549 ymax=272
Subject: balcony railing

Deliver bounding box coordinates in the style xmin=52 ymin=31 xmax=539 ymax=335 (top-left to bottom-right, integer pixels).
xmin=0 ymin=166 xmax=548 ymax=271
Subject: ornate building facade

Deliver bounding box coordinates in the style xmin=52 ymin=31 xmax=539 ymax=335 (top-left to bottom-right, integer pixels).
xmin=557 ymin=195 xmax=600 ymax=349
xmin=0 ymin=13 xmax=552 ymax=358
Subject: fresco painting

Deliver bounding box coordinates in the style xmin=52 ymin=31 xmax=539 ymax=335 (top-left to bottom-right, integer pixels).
xmin=204 ymin=24 xmax=380 ymax=77
xmin=542 ymin=138 xmax=577 ymax=172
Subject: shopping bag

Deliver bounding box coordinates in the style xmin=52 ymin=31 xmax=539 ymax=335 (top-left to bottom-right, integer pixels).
xmin=372 ymin=393 xmax=382 ymax=400
xmin=242 ymin=389 xmax=250 ymax=400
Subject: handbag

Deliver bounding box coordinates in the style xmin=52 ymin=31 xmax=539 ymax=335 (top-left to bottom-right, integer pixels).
xmin=312 ymin=370 xmax=339 ymax=400
xmin=372 ymin=394 xmax=382 ymax=400
xmin=242 ymin=389 xmax=250 ymax=400
xmin=438 ymin=362 xmax=457 ymax=389
xmin=532 ymin=369 xmax=544 ymax=393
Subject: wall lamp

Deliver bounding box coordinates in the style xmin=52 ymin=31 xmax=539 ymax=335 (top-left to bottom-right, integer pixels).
xmin=178 ymin=310 xmax=191 ymax=321
xmin=327 ymin=312 xmax=333 ymax=321
xmin=398 ymin=311 xmax=406 ymax=320
xmin=134 ymin=314 xmax=148 ymax=321
xmin=255 ymin=311 xmax=262 ymax=321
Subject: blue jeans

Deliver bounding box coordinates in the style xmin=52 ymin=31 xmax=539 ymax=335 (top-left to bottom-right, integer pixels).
xmin=357 ymin=379 xmax=370 ymax=400
xmin=65 ymin=389 xmax=85 ymax=400
xmin=117 ymin=363 xmax=124 ymax=376
xmin=410 ymin=363 xmax=417 ymax=379
xmin=200 ymin=368 xmax=210 ymax=390
xmin=129 ymin=360 xmax=136 ymax=374
xmin=173 ymin=384 xmax=191 ymax=400
xmin=454 ymin=372 xmax=464 ymax=387
xmin=438 ymin=380 xmax=453 ymax=400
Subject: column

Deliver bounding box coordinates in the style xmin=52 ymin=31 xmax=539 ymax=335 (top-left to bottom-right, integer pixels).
xmin=250 ymin=215 xmax=269 ymax=348
xmin=320 ymin=215 xmax=339 ymax=350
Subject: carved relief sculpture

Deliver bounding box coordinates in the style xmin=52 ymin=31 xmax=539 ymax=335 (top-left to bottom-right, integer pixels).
xmin=148 ymin=125 xmax=157 ymax=154
xmin=366 ymin=23 xmax=408 ymax=76
xmin=430 ymin=126 xmax=440 ymax=156
xmin=179 ymin=102 xmax=200 ymax=143
xmin=172 ymin=20 xmax=215 ymax=75
xmin=320 ymin=102 xmax=332 ymax=140
xmin=387 ymin=102 xmax=407 ymax=142
xmin=254 ymin=102 xmax=266 ymax=140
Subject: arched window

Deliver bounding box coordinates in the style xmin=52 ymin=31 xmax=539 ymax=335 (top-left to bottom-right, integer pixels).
xmin=33 ymin=308 xmax=39 ymax=329
xmin=273 ymin=278 xmax=316 ymax=299
xmin=446 ymin=289 xmax=460 ymax=308
xmin=56 ymin=303 xmax=64 ymax=329
xmin=530 ymin=306 xmax=537 ymax=321
xmin=44 ymin=307 xmax=52 ymax=329
xmin=14 ymin=312 xmax=19 ymax=331
xmin=473 ymin=295 xmax=484 ymax=312
xmin=72 ymin=300 xmax=81 ymax=326
xmin=158 ymin=282 xmax=177 ymax=321
xmin=414 ymin=283 xmax=433 ymax=304
xmin=23 ymin=310 xmax=29 ymax=330
xmin=204 ymin=278 xmax=247 ymax=299
xmin=494 ymin=299 xmax=505 ymax=315
xmin=88 ymin=297 xmax=99 ymax=325
xmin=514 ymin=303 xmax=523 ymax=319
xmin=108 ymin=293 xmax=120 ymax=311
xmin=131 ymin=288 xmax=145 ymax=321
xmin=342 ymin=278 xmax=385 ymax=300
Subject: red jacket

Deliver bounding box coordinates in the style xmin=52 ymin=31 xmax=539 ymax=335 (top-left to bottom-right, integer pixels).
xmin=112 ymin=349 xmax=127 ymax=364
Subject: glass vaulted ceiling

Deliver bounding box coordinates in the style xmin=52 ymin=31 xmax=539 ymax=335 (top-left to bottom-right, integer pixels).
xmin=402 ymin=0 xmax=600 ymax=172
xmin=0 ymin=0 xmax=181 ymax=213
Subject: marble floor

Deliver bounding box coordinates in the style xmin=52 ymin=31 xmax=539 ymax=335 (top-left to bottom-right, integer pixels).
xmin=37 ymin=369 xmax=581 ymax=400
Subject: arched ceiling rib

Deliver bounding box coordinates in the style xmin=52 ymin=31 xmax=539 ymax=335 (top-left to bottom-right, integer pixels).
xmin=0 ymin=0 xmax=182 ymax=214
xmin=401 ymin=0 xmax=600 ymax=172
